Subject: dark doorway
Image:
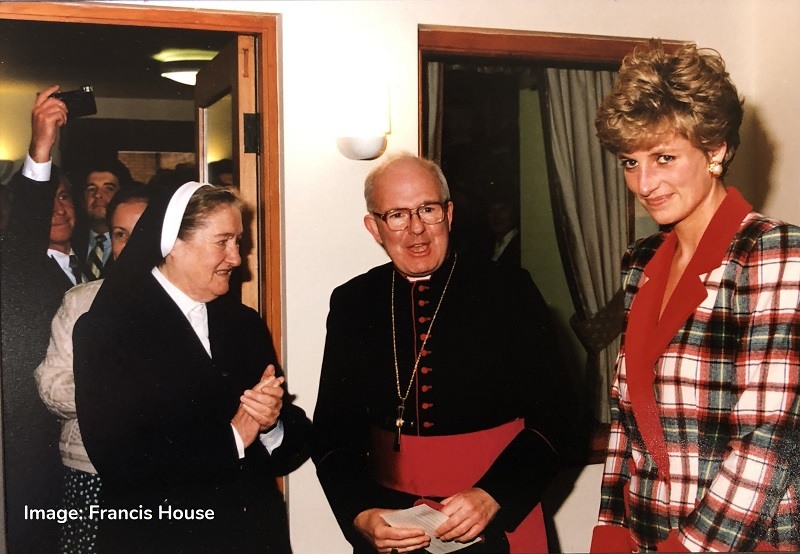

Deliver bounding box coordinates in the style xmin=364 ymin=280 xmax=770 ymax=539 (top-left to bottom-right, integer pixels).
xmin=0 ymin=18 xmax=234 ymax=184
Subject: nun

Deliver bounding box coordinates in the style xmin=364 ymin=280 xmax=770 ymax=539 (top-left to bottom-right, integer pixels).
xmin=74 ymin=182 xmax=310 ymax=552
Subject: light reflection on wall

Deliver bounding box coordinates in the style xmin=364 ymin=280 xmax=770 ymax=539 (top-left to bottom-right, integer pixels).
xmin=207 ymin=92 xmax=233 ymax=163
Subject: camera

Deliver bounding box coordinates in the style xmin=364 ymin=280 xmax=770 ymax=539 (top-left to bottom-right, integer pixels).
xmin=53 ymin=86 xmax=97 ymax=118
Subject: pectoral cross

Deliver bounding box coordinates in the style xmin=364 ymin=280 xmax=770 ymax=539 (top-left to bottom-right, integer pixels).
xmin=394 ymin=404 xmax=406 ymax=451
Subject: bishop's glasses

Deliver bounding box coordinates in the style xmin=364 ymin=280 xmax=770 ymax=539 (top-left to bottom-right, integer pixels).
xmin=371 ymin=200 xmax=450 ymax=231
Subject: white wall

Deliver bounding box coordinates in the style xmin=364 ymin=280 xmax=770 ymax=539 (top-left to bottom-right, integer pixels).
xmin=746 ymin=0 xmax=800 ymax=221
xmin=109 ymin=1 xmax=800 ymax=551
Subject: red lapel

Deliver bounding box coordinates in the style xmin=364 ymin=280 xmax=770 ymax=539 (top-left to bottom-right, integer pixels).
xmin=624 ymin=188 xmax=752 ymax=480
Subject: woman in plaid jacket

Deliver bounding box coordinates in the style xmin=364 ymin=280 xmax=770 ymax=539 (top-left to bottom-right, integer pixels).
xmin=590 ymin=41 xmax=800 ymax=552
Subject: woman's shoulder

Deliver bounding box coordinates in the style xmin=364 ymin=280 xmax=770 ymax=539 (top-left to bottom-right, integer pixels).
xmin=733 ymin=212 xmax=800 ymax=254
xmin=62 ymin=279 xmax=104 ymax=309
xmin=739 ymin=211 xmax=800 ymax=234
xmin=208 ymin=295 xmax=268 ymax=332
xmin=208 ymin=294 xmax=260 ymax=317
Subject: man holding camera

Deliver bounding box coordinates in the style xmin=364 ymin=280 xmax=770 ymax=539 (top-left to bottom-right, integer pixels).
xmin=1 ymin=84 xmax=83 ymax=552
xmin=35 ymin=83 xmax=130 ymax=282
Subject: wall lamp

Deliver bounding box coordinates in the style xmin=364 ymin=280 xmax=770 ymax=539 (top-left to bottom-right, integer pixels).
xmin=336 ymin=136 xmax=387 ymax=161
xmin=335 ymin=81 xmax=391 ymax=161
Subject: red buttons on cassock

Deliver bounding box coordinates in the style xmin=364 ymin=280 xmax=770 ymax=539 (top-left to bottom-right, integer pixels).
xmin=418 ymin=300 xmax=429 ymax=307
xmin=421 ymin=385 xmax=432 ymax=392
xmin=420 ymin=366 xmax=432 ymax=374
xmin=423 ymin=422 xmax=434 ymax=428
xmin=422 ymin=402 xmax=433 ymax=409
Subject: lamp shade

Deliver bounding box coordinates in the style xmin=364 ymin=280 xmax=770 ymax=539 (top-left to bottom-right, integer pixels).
xmin=336 ymin=136 xmax=387 ymax=161
xmin=334 ymin=75 xmax=390 ymax=161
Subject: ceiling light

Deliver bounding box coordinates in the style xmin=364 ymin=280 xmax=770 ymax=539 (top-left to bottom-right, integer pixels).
xmin=161 ymin=71 xmax=199 ymax=86
xmin=153 ymin=49 xmax=218 ymax=87
xmin=160 ymin=62 xmax=204 ymax=86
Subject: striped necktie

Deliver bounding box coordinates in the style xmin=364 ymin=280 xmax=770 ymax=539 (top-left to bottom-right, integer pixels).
xmin=85 ymin=234 xmax=106 ymax=281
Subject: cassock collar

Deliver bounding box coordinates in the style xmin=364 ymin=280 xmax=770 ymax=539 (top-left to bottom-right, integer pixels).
xmin=394 ymin=250 xmax=457 ymax=288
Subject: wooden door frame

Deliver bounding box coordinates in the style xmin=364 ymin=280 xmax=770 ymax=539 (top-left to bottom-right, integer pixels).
xmin=418 ymin=25 xmax=684 ymax=148
xmin=195 ymin=36 xmax=261 ymax=311
xmin=417 ymin=25 xmax=684 ymax=309
xmin=0 ymin=2 xmax=284 ymax=354
xmin=418 ymin=25 xmax=668 ymax=61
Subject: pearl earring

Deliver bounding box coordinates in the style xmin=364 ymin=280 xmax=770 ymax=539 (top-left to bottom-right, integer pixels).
xmin=708 ymin=160 xmax=723 ymax=177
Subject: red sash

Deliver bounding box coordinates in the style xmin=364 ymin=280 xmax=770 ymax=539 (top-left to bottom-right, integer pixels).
xmin=369 ymin=419 xmax=547 ymax=553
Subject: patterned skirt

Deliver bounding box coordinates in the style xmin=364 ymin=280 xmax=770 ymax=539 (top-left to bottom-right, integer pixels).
xmin=59 ymin=467 xmax=102 ymax=553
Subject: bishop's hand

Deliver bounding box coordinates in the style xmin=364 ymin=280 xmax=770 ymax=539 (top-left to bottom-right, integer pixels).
xmin=436 ymin=487 xmax=499 ymax=543
xmin=353 ymin=508 xmax=430 ymax=553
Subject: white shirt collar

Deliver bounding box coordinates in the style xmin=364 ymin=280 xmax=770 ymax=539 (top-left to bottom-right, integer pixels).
xmin=492 ymin=228 xmax=519 ymax=261
xmin=48 ymin=248 xmax=78 ymax=285
xmin=151 ymin=266 xmax=203 ymax=317
xmin=152 ymin=266 xmax=211 ymax=356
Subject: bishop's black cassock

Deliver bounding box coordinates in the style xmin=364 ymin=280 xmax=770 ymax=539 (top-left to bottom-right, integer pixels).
xmin=312 ymin=252 xmax=572 ymax=553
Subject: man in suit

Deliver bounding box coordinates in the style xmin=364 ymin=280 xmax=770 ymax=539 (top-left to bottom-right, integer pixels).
xmin=1 ymin=84 xmax=81 ymax=552
xmin=73 ymin=157 xmax=132 ymax=281
xmin=312 ymin=155 xmax=570 ymax=553
xmin=486 ymin=190 xmax=521 ymax=267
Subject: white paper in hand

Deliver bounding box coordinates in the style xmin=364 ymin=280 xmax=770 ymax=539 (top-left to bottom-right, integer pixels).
xmin=380 ymin=504 xmax=481 ymax=554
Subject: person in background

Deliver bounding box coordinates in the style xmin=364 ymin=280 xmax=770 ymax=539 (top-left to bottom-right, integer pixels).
xmin=209 ymin=158 xmax=235 ymax=187
xmin=591 ymin=41 xmax=800 ymax=552
xmin=73 ymin=157 xmax=132 ymax=281
xmin=74 ymin=182 xmax=311 ymax=552
xmin=312 ymin=154 xmax=570 ymax=553
xmin=35 ymin=183 xmax=149 ymax=553
xmin=486 ymin=188 xmax=521 ymax=267
xmin=0 ymin=84 xmax=80 ymax=553
xmin=147 ymin=167 xmax=184 ymax=193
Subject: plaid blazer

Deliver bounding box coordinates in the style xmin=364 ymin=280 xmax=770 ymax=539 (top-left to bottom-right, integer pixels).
xmin=598 ymin=194 xmax=800 ymax=551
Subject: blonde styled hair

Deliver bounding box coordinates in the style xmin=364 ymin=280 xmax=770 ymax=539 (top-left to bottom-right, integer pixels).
xmin=595 ymin=40 xmax=743 ymax=176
